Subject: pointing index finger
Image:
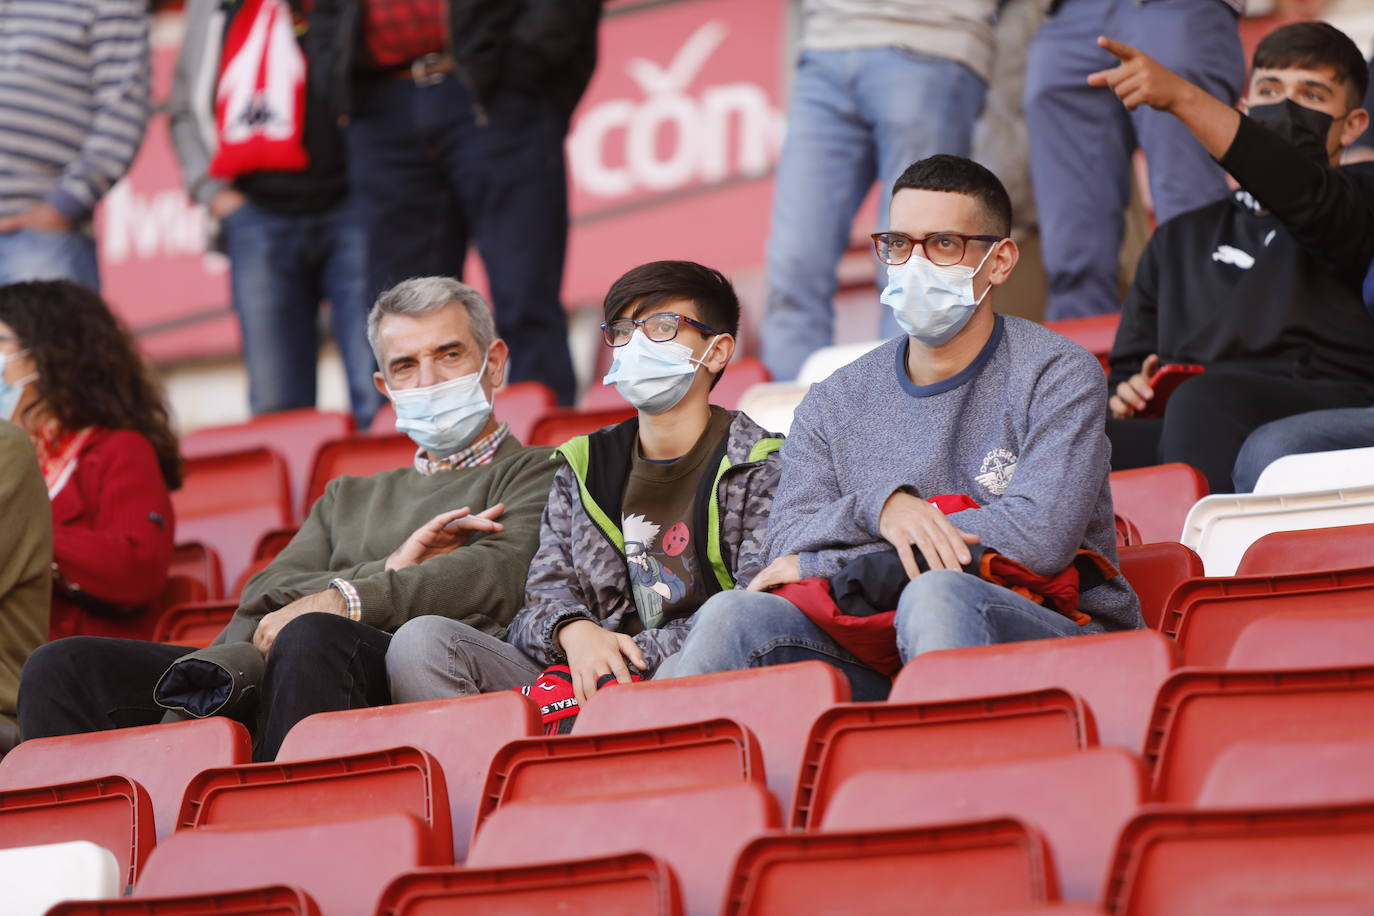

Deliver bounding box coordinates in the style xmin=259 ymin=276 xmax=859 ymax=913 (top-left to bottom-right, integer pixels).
xmin=1097 ymin=35 xmax=1137 ymax=62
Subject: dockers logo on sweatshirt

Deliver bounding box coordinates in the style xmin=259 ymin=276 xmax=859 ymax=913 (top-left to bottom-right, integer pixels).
xmin=976 ymin=448 xmax=1018 ymax=496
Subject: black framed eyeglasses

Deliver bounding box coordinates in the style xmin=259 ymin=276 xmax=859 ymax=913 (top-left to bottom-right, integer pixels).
xmin=871 ymin=231 xmax=1004 ymax=267
xmin=600 ymin=312 xmax=719 ymax=347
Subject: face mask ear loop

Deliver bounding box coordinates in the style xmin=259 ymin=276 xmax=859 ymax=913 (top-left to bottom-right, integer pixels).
xmin=688 ymin=334 xmax=721 ymax=372
xmin=969 ymin=240 xmax=1002 ymax=307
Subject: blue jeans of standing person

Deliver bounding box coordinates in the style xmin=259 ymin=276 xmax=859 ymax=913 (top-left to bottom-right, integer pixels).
xmin=343 ymin=76 xmax=576 ymax=405
xmin=760 ymin=48 xmax=986 ymax=382
xmin=1232 ymin=406 xmax=1374 ymax=492
xmin=1025 ymin=0 xmax=1245 ymax=320
xmin=659 ymin=571 xmax=1101 ymax=698
xmin=0 ymin=228 xmax=100 ymax=290
xmin=220 ymin=196 xmax=382 ymax=429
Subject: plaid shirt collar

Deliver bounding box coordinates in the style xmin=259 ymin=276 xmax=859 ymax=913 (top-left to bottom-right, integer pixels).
xmin=413 ymin=422 xmax=510 ymax=476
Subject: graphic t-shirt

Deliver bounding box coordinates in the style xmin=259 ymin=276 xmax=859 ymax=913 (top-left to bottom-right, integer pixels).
xmin=620 ymin=406 xmax=733 ymax=631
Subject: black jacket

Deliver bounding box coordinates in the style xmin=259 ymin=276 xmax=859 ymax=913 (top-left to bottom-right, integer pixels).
xmin=306 ymin=0 xmax=603 ymax=122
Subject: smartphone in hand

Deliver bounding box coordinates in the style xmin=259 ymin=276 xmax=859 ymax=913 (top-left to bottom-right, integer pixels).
xmin=1138 ymin=363 xmax=1205 ymax=418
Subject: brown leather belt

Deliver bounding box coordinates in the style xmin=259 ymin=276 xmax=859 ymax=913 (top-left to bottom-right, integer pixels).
xmin=382 ymin=52 xmax=454 ymax=86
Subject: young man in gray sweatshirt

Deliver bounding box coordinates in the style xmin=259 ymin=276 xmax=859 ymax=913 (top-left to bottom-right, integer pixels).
xmin=661 ymin=155 xmax=1142 ymax=699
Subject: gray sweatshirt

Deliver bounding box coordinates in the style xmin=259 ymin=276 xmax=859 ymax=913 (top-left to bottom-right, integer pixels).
xmin=801 ymin=0 xmax=997 ymax=83
xmin=765 ymin=315 xmax=1141 ymax=631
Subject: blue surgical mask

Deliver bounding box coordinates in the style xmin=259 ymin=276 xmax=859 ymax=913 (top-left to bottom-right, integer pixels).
xmin=388 ymin=352 xmax=493 ymax=458
xmin=881 ymin=243 xmax=998 ymax=346
xmin=0 ymin=349 xmax=33 ymax=423
xmin=603 ymin=330 xmax=717 ymax=415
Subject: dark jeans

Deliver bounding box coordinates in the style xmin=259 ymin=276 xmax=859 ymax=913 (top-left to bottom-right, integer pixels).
xmin=344 ymin=76 xmax=576 ymax=404
xmin=1106 ymin=370 xmax=1372 ymax=492
xmin=17 ymin=614 xmax=391 ymax=761
xmin=220 ymin=196 xmax=382 ymax=428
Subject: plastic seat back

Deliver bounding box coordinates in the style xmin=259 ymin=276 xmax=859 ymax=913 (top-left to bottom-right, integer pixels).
xmin=469 ymin=782 xmax=779 ymax=916
xmin=710 ymin=357 xmax=771 ymax=410
xmin=0 ymin=777 xmax=154 ymax=888
xmin=1226 ymin=609 xmax=1374 ymax=669
xmin=571 ymin=661 xmax=849 ymax=815
xmin=1044 ymin=313 xmax=1119 ymax=369
xmin=168 ymin=542 xmax=224 ymax=601
xmin=580 ymin=381 xmax=625 ymax=410
xmin=1117 ymin=542 xmax=1203 ymax=629
xmin=1253 ymin=446 xmax=1374 ymax=495
xmin=0 ymin=718 xmax=250 ymax=841
xmin=378 ymin=853 xmax=681 ymax=915
xmin=303 ymin=434 xmax=416 ymax=516
xmin=48 ymin=885 xmax=318 ymax=916
xmin=276 ymin=692 xmax=540 ymax=861
xmin=820 ymin=748 xmax=1145 ymax=903
xmin=723 ymin=818 xmax=1055 ymax=916
xmin=892 ymin=630 xmax=1178 ymax=754
xmin=1 ymin=841 xmax=120 ymax=916
xmin=149 ymin=600 xmax=237 ymax=649
xmin=1197 ymin=737 xmax=1374 ymax=808
xmin=1147 ymin=665 xmax=1374 ymax=803
xmin=735 ymin=382 xmax=806 ymax=436
xmin=174 ymin=448 xmax=292 ymax=594
xmin=1236 ymin=522 xmax=1374 ymax=576
xmin=1181 ymin=486 xmax=1374 ymax=576
xmin=527 ymin=406 xmax=637 ymax=447
xmin=494 ymin=380 xmax=558 ymax=444
xmin=792 ymin=689 xmax=1095 ymax=829
xmin=796 ymin=341 xmax=885 ymax=384
xmin=1109 ymin=464 xmax=1208 ymax=545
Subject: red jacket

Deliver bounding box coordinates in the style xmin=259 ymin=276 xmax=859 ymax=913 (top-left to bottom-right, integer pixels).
xmin=47 ymin=429 xmax=175 ymax=641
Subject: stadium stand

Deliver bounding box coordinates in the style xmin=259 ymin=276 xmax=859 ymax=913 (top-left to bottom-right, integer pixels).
xmin=1181 ymin=485 xmax=1374 ymax=575
xmin=303 ymin=433 xmax=417 ymax=515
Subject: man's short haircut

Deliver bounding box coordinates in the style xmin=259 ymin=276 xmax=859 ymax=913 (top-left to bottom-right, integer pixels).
xmin=367 ymin=277 xmax=497 ymax=366
xmin=1253 ymin=21 xmax=1368 ymax=108
xmin=892 ymin=154 xmax=1013 ymax=238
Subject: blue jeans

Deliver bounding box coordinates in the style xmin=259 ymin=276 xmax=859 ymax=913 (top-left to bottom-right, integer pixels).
xmin=344 ymin=77 xmax=576 ymax=404
xmin=1025 ymin=0 xmax=1245 ymax=319
xmin=220 ymin=196 xmax=382 ymax=428
xmin=1232 ymin=406 xmax=1374 ymax=492
xmin=760 ymin=48 xmax=986 ymax=381
xmin=0 ymin=228 xmax=100 ymax=289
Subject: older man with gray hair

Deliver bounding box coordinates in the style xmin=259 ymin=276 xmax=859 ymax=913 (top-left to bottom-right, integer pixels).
xmin=19 ymin=278 xmax=558 ymax=761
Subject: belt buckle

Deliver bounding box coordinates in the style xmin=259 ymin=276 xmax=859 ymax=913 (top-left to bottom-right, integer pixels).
xmin=411 ymin=52 xmax=446 ymax=87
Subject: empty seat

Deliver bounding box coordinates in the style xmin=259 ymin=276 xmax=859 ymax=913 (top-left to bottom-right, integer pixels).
xmin=2 ymin=841 xmax=120 ymax=916
xmin=378 ymin=852 xmax=681 ymax=915
xmin=469 ymin=782 xmax=779 ymax=916
xmin=168 ymin=542 xmax=224 ymax=602
xmin=710 ymin=357 xmax=771 ymax=411
xmin=892 ymin=630 xmax=1177 ymax=755
xmin=1044 ymin=313 xmax=1119 ymax=369
xmin=1161 ymin=566 xmax=1374 ymax=668
xmin=1253 ymin=446 xmax=1374 ymax=495
xmin=1197 ymin=737 xmax=1374 ymax=808
xmin=174 ymin=448 xmax=293 ymax=593
xmin=277 ymin=692 xmax=540 ymax=861
xmin=1109 ymin=464 xmax=1209 ymax=546
xmin=734 ymin=382 xmax=807 ymax=436
xmin=527 ymin=406 xmax=637 ymax=447
xmin=571 ymin=661 xmax=849 ymax=815
xmin=252 ymin=527 xmax=299 ymax=561
xmin=493 ymin=380 xmax=558 ymax=444
xmin=48 ymin=885 xmax=318 ymax=916
xmin=0 ymin=777 xmax=153 ymax=888
xmin=1117 ymin=542 xmax=1203 ymax=629
xmin=1146 ymin=664 xmax=1374 ymax=803
xmin=134 ymin=812 xmax=442 ymax=916
xmin=303 ymin=434 xmax=417 ymax=516
xmin=149 ymin=600 xmax=237 ymax=649
xmin=473 ymin=719 xmax=763 ymax=837
xmin=792 ymin=689 xmax=1094 ymax=829
xmin=1226 ymin=609 xmax=1374 ymax=669
xmin=0 ymin=717 xmax=250 ymax=840
xmin=1235 ymin=522 xmax=1374 ymax=576
xmin=796 ymin=341 xmax=885 ymax=384
xmin=820 ymin=748 xmax=1145 ymax=902
xmin=723 ymin=818 xmax=1055 ymax=915
xmin=1181 ymin=486 xmax=1374 ymax=576
xmin=1105 ymin=801 xmax=1374 ymax=915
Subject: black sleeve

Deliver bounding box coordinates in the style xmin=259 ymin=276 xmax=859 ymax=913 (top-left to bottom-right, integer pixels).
xmin=503 ymin=0 xmax=602 ymax=84
xmin=1108 ymin=234 xmax=1163 ymax=389
xmin=1220 ymin=113 xmax=1374 ymax=280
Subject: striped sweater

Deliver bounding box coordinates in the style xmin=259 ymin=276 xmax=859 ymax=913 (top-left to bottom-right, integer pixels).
xmin=0 ymin=0 xmax=150 ymax=223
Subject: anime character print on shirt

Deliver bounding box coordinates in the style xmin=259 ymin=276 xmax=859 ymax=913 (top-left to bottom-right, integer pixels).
xmin=623 ymin=514 xmax=694 ymax=629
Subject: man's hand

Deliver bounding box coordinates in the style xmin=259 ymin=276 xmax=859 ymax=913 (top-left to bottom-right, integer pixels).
xmin=879 ymin=490 xmax=980 ymax=580
xmin=385 ymin=504 xmax=505 ymax=571
xmin=1087 ymin=37 xmax=1194 ymax=112
xmin=747 ymin=554 xmax=801 ymax=592
xmin=252 ymin=588 xmax=348 ymax=656
xmin=208 ymin=188 xmax=247 ymax=220
xmin=0 ymin=203 xmax=71 ymax=234
xmin=1109 ymin=353 xmax=1160 ymax=419
xmin=556 ymin=618 xmax=646 ymax=706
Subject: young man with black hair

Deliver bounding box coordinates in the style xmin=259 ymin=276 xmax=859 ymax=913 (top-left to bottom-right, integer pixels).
xmin=1096 ymin=21 xmax=1374 ymax=492
xmin=660 ymin=156 xmax=1141 ymax=700
xmin=386 ymin=261 xmax=783 ymax=706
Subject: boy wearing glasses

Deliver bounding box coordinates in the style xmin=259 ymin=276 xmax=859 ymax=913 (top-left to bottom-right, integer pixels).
xmin=386 ymin=261 xmax=783 ymax=706
xmin=659 ymin=155 xmax=1141 ymax=700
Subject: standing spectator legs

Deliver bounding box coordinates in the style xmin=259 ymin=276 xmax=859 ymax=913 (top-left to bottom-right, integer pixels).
xmin=318 ymin=196 xmax=383 ymax=429
xmin=0 ymin=229 xmax=99 ymax=290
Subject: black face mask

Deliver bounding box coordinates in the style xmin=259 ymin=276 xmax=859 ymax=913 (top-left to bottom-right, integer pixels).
xmin=1248 ymin=98 xmax=1337 ymax=165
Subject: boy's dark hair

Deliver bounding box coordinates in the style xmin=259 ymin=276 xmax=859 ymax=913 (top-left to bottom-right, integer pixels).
xmin=892 ymin=155 xmax=1012 ymax=237
xmin=1253 ymin=21 xmax=1368 ymax=108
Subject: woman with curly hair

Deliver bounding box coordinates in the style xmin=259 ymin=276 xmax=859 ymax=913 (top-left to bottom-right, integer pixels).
xmin=0 ymin=280 xmax=180 ymax=641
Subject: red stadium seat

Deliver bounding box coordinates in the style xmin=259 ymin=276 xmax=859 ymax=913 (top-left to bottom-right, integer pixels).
xmin=303 ymin=434 xmax=417 ymax=516
xmin=1117 ymin=542 xmax=1203 ymax=629
xmin=1196 ymin=737 xmax=1374 ymax=808
xmin=820 ymin=748 xmax=1146 ymax=903
xmin=710 ymin=357 xmax=771 ymax=411
xmin=528 ymin=406 xmax=637 ymax=447
xmin=892 ymin=630 xmax=1178 ymax=755
xmin=1235 ymin=522 xmax=1374 ymax=576
xmin=0 ymin=777 xmax=153 ymax=887
xmin=231 ymin=556 xmax=273 ymax=598
xmin=1045 ymin=313 xmax=1120 ymax=370
xmin=723 ymin=818 xmax=1056 ymax=916
xmin=468 ymin=782 xmax=779 ymax=916
xmin=1161 ymin=565 xmax=1374 ymax=667
xmin=369 ymin=402 xmax=397 ymax=434
xmin=0 ymin=717 xmax=250 ymax=841
xmin=150 ymin=601 xmax=236 ymax=649
xmin=1115 ymin=513 xmax=1143 ymax=547
xmin=169 ymin=542 xmax=224 ymax=602
xmin=134 ymin=812 xmax=443 ymax=915
xmin=580 ymin=381 xmax=624 ymax=410
xmin=1226 ymin=609 xmax=1374 ymax=669
xmin=1109 ymin=464 xmax=1208 ymax=545
xmin=276 ymin=692 xmax=540 ymax=861
xmin=252 ymin=527 xmax=298 ymax=561
xmin=378 ymin=853 xmax=681 ymax=915
xmin=473 ymin=719 xmax=763 ymax=838
xmin=151 ymin=574 xmax=207 ymax=618
xmin=494 ymin=380 xmax=558 ymax=444
xmin=572 ymin=661 xmax=850 ymax=815
xmin=792 ymin=689 xmax=1094 ymax=830
xmin=174 ymin=448 xmax=293 ymax=595
xmin=48 ymin=885 xmax=319 ymax=916
xmin=1105 ymin=802 xmax=1374 ymax=914
xmin=1146 ymin=664 xmax=1374 ymax=803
